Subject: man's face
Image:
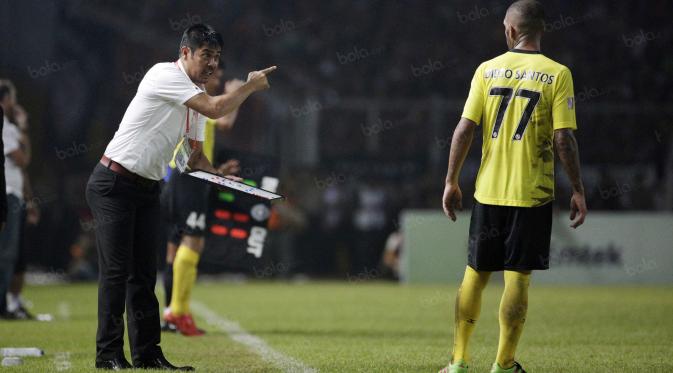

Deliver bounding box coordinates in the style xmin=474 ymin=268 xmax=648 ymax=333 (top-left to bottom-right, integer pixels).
xmin=182 ymin=44 xmax=222 ymax=85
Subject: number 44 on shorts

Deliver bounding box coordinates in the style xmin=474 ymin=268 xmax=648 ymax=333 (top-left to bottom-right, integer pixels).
xmin=186 ymin=212 xmax=206 ymax=230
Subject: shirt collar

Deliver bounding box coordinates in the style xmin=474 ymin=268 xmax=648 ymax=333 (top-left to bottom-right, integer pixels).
xmin=176 ymin=59 xmax=189 ymax=77
xmin=176 ymin=59 xmax=204 ymax=91
xmin=509 ymin=48 xmax=542 ymax=54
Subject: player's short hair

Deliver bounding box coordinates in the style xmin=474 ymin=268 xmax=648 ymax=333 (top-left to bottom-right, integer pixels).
xmin=507 ymin=0 xmax=545 ymax=35
xmin=179 ymin=23 xmax=223 ymax=55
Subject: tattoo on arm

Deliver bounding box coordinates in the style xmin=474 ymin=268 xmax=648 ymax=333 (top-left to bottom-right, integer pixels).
xmin=554 ymin=129 xmax=584 ymax=193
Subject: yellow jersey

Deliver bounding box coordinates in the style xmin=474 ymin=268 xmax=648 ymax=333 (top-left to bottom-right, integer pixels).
xmin=462 ymin=49 xmax=577 ymax=207
xmin=170 ymin=118 xmax=216 ymax=168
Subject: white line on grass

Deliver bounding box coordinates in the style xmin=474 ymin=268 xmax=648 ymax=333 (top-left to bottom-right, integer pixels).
xmin=191 ymin=301 xmax=317 ymax=373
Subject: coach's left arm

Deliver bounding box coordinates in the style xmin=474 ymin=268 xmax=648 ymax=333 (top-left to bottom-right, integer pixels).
xmin=187 ymin=140 xmax=241 ymax=180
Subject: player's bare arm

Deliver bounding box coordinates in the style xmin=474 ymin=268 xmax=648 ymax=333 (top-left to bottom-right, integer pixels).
xmin=442 ymin=117 xmax=477 ymax=221
xmin=185 ymin=66 xmax=277 ymax=119
xmin=554 ymin=128 xmax=587 ymax=228
xmin=217 ymin=159 xmax=240 ymax=175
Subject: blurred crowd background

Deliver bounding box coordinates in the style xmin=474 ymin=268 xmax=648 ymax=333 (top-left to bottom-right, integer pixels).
xmin=0 ymin=0 xmax=671 ymax=279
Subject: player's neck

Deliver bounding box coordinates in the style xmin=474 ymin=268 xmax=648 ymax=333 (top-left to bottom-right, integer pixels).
xmin=513 ymin=44 xmax=540 ymax=52
xmin=512 ymin=37 xmax=541 ymax=52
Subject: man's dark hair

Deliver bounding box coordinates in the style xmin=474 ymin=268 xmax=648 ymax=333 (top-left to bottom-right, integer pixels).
xmin=0 ymin=85 xmax=10 ymax=102
xmin=0 ymin=81 xmax=14 ymax=102
xmin=179 ymin=23 xmax=223 ymax=55
xmin=507 ymin=0 xmax=545 ymax=35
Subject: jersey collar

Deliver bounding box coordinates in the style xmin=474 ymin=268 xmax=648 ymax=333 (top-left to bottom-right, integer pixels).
xmin=509 ymin=48 xmax=542 ymax=54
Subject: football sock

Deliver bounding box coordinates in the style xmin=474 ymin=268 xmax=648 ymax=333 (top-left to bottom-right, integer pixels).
xmin=496 ymin=270 xmax=531 ymax=369
xmin=169 ymin=245 xmax=200 ymax=316
xmin=163 ymin=262 xmax=174 ymax=308
xmin=452 ymin=266 xmax=491 ymax=363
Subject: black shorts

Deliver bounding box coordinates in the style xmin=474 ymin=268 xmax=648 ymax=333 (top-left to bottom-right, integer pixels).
xmin=160 ymin=169 xmax=211 ymax=239
xmin=467 ymin=200 xmax=552 ymax=271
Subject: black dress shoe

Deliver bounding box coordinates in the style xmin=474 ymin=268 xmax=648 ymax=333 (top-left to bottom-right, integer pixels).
xmin=95 ymin=357 xmax=133 ymax=370
xmin=134 ymin=355 xmax=194 ymax=371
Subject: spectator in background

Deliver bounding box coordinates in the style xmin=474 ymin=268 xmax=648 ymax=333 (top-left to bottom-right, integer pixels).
xmin=0 ymin=105 xmax=5 ymax=229
xmin=7 ymin=97 xmax=39 ymax=319
xmin=381 ymin=229 xmax=402 ymax=280
xmin=351 ymin=179 xmax=388 ymax=275
xmin=318 ymin=180 xmax=351 ymax=273
xmin=0 ymin=80 xmax=29 ymax=319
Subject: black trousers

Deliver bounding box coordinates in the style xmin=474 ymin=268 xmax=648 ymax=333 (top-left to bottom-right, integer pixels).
xmin=85 ymin=163 xmax=162 ymax=362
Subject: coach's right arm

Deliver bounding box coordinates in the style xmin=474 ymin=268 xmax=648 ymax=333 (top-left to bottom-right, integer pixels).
xmin=185 ymin=66 xmax=277 ymax=119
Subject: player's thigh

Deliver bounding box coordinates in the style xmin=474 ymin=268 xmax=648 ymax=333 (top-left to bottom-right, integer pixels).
xmin=504 ymin=202 xmax=552 ymax=271
xmin=468 ymin=200 xmax=508 ymax=271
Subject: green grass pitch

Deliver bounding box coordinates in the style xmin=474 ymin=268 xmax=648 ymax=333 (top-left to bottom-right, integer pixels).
xmin=1 ymin=281 xmax=672 ymax=372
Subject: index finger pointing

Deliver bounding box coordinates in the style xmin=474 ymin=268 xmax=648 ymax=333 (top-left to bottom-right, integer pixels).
xmin=260 ymin=66 xmax=277 ymax=75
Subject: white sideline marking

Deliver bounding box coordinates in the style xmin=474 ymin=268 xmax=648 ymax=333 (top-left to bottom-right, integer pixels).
xmin=191 ymin=301 xmax=317 ymax=373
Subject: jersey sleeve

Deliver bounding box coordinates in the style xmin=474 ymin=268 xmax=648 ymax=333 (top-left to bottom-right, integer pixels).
xmin=461 ymin=64 xmax=485 ymax=125
xmin=552 ymin=68 xmax=577 ymax=130
xmin=146 ymin=64 xmax=204 ymax=105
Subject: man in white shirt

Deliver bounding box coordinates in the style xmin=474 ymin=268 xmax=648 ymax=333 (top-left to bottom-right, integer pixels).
xmin=86 ymin=24 xmax=276 ymax=371
xmin=0 ymin=80 xmax=28 ymax=319
xmin=0 ymin=106 xmax=5 ymax=229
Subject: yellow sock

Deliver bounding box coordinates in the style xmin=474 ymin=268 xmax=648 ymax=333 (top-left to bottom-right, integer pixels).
xmin=169 ymin=245 xmax=200 ymax=316
xmin=496 ymin=270 xmax=531 ymax=368
xmin=452 ymin=266 xmax=491 ymax=363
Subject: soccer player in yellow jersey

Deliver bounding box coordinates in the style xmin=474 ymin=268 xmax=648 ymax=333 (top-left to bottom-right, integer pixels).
xmin=160 ymin=61 xmax=243 ymax=336
xmin=439 ymin=1 xmax=587 ymax=372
